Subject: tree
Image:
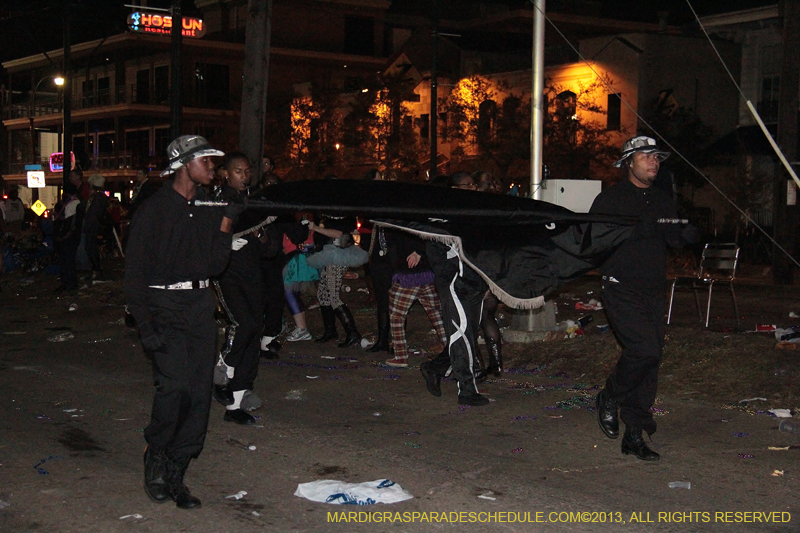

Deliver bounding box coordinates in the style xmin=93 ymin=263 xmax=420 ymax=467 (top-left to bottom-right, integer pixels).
xmin=541 ymin=77 xmax=619 ymax=185
xmin=441 ymin=75 xmax=496 ymax=158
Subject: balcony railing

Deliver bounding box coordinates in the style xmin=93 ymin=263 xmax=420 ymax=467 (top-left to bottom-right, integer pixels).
xmin=4 ymin=83 xmax=235 ymax=122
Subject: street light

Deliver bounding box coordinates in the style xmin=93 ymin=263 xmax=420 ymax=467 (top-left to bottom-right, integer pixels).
xmin=29 ymin=75 xmax=64 ymax=202
xmin=29 ymin=75 xmax=65 ymax=166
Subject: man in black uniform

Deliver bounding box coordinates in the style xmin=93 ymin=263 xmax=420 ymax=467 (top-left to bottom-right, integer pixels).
xmin=125 ymin=135 xmax=242 ymax=509
xmin=591 ymin=136 xmax=691 ymax=461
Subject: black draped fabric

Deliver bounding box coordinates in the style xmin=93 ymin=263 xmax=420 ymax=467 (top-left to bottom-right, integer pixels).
xmin=238 ymin=180 xmax=638 ymax=308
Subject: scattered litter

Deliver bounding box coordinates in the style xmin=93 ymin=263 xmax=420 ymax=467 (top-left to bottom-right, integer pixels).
xmin=226 ymin=491 xmax=247 ymax=500
xmin=33 ymin=455 xmax=62 ymax=475
xmin=739 ymin=397 xmax=767 ymax=403
xmin=306 ymin=375 xmax=319 ymax=379
xmin=321 ymin=356 xmax=335 ymax=359
xmin=738 ymin=454 xmax=755 ymax=459
xmin=779 ymin=420 xmax=800 ymax=435
xmin=119 ymin=514 xmax=143 ymax=520
xmin=575 ymin=299 xmax=603 ymax=311
xmin=285 ymin=389 xmax=304 ymax=400
xmin=478 ymin=492 xmax=497 ymax=501
xmin=0 ymin=501 xmax=10 ymax=509
xmin=357 ymin=288 xmax=369 ymax=293
xmin=733 ymin=432 xmax=750 ymax=437
xmin=252 ymin=511 xmax=260 ymax=516
xmin=668 ymin=481 xmax=691 ymax=489
xmin=36 ymin=414 xmax=51 ymax=421
xmin=775 ymin=326 xmax=800 ymax=342
xmin=226 ymin=437 xmax=255 ymax=450
xmin=790 ymin=312 xmax=799 ymax=318
xmin=771 ymin=470 xmax=784 ymax=477
xmin=294 ymin=479 xmax=413 ymax=505
xmin=403 ymin=431 xmax=420 ymax=436
xmin=769 ymin=409 xmax=792 ymax=418
xmin=3 ymin=331 xmax=27 ymax=335
xmin=768 ymin=446 xmax=800 ymax=450
xmin=87 ymin=338 xmax=112 ymax=344
xmin=360 ymin=337 xmax=375 ymax=349
xmin=546 ymin=415 xmax=563 ymax=419
xmin=68 ymin=303 xmax=78 ymax=312
xmin=511 ymin=448 xmax=523 ymax=453
xmin=404 ymin=442 xmax=421 ymax=449
xmin=756 ymin=324 xmax=776 ymax=332
xmin=27 ymin=296 xmax=37 ymax=300
xmin=373 ymin=412 xmax=381 ymax=417
xmin=47 ymin=332 xmax=74 ymax=342
xmin=596 ymin=324 xmax=610 ymax=333
xmin=63 ymin=408 xmax=78 ymax=413
xmin=342 ymin=285 xmax=351 ymax=292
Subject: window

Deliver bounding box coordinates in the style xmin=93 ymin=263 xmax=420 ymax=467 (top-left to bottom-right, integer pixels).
xmin=136 ymin=69 xmax=150 ymax=104
xmin=607 ymin=93 xmax=621 ymax=131
xmin=97 ymin=76 xmax=110 ymax=105
xmin=195 ymin=63 xmax=230 ymax=109
xmin=758 ymin=45 xmax=782 ymax=123
xmin=154 ymin=66 xmax=169 ymax=104
xmin=419 ymin=113 xmax=429 ymax=140
xmin=82 ymin=79 xmax=95 ymax=107
xmin=344 ymin=16 xmax=374 ymax=56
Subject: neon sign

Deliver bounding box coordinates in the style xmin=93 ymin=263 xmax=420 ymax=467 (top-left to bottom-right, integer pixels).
xmin=128 ymin=12 xmax=206 ymax=38
xmin=50 ymin=152 xmax=76 ymax=172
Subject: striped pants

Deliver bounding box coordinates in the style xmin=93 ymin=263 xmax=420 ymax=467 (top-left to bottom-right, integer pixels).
xmin=388 ymin=282 xmax=447 ymax=360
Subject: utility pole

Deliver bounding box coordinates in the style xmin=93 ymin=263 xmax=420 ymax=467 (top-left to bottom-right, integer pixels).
xmin=529 ymin=0 xmax=545 ymax=200
xmin=62 ymin=0 xmax=72 ymax=188
xmin=429 ymin=0 xmax=438 ymax=181
xmin=170 ymin=0 xmax=183 ymax=139
xmin=772 ymin=0 xmax=800 ymax=284
xmin=240 ymin=0 xmax=272 ymax=187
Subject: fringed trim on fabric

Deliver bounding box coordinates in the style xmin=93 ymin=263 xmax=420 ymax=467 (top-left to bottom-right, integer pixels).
xmin=373 ymin=221 xmax=546 ymax=310
xmin=233 ymin=215 xmax=277 ymax=239
xmin=392 ymin=270 xmax=435 ymax=288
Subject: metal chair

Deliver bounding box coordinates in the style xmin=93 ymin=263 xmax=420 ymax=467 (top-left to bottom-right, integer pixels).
xmin=667 ymin=243 xmax=740 ymax=328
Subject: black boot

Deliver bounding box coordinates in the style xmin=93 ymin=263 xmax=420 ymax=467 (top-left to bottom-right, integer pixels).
xmin=367 ymin=311 xmax=390 ymax=353
xmin=487 ymin=338 xmax=502 ymax=376
xmin=334 ymin=305 xmax=361 ymax=348
xmin=596 ymin=388 xmax=619 ymax=439
xmin=315 ymin=306 xmax=338 ymax=343
xmin=621 ymin=425 xmax=660 ymax=461
xmin=475 ymin=338 xmax=503 ymax=382
xmin=166 ymin=456 xmax=202 ymax=509
xmin=213 ymin=384 xmax=234 ymax=406
xmin=143 ymin=445 xmax=170 ymax=503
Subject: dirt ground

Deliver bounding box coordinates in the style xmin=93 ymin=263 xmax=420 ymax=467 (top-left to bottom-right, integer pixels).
xmin=0 ymin=260 xmax=798 ymax=532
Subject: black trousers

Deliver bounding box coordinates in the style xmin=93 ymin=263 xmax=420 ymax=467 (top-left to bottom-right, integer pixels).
xmin=56 ymin=238 xmax=79 ymax=289
xmin=370 ymin=255 xmax=394 ymax=317
xmin=261 ymin=258 xmax=286 ymax=338
xmin=602 ymin=281 xmax=665 ymax=435
xmin=219 ymin=268 xmax=263 ymax=392
xmin=145 ymin=289 xmax=217 ymax=459
xmin=426 ymin=242 xmax=485 ymax=398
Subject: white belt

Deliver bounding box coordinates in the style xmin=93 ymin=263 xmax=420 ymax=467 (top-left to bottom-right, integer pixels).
xmin=149 ymin=280 xmax=210 ymax=290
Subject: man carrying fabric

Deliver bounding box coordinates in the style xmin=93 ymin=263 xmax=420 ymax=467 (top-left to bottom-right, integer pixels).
xmin=592 ymin=135 xmax=693 ymax=461
xmin=125 ymin=135 xmax=243 ymax=509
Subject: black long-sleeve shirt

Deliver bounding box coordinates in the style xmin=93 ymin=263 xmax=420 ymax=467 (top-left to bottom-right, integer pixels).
xmin=589 ymin=179 xmax=681 ymax=290
xmin=124 ymin=180 xmax=231 ymax=320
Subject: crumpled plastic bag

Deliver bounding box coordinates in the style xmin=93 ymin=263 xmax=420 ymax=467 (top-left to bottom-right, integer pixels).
xmin=775 ymin=326 xmax=800 ymax=343
xmin=294 ymin=479 xmax=413 ymax=505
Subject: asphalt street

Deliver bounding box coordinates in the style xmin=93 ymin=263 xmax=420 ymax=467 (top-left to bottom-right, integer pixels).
xmin=0 ymin=266 xmax=797 ymax=533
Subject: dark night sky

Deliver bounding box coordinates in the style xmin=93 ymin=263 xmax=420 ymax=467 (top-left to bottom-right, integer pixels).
xmin=0 ymin=0 xmax=780 ymax=68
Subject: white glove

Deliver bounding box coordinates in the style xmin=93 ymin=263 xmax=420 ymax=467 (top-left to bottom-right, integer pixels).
xmin=232 ymin=238 xmax=248 ymax=251
xmin=300 ymin=219 xmax=311 ymax=226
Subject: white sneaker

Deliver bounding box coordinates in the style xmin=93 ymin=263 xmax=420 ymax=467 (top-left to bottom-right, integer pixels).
xmin=286 ymin=327 xmax=312 ymax=342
